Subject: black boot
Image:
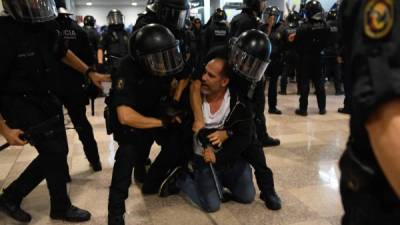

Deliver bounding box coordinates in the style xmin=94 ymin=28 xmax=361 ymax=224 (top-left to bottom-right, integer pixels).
xmin=90 ymin=160 xmax=102 ymax=172
xmin=0 ymin=194 xmax=31 ymax=222
xmin=260 ymin=136 xmax=281 ymax=147
xmin=50 ymin=205 xmax=91 ymax=222
xmin=108 ymin=214 xmax=125 ymax=225
xmin=268 ymin=108 xmax=282 ymax=115
xmin=338 ymin=107 xmax=350 ymax=114
xmin=319 ymin=109 xmax=327 ymax=115
xmin=260 ymin=191 xmax=282 ymax=210
xmin=159 ymin=167 xmax=182 ymax=197
xmin=295 ymin=109 xmax=307 ymax=116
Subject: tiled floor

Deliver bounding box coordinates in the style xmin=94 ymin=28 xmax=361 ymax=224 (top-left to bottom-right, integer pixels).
xmin=0 ymin=83 xmax=348 ymax=225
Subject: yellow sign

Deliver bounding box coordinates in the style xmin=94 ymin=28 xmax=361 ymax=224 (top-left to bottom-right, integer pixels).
xmin=364 ymin=0 xmax=394 ymax=39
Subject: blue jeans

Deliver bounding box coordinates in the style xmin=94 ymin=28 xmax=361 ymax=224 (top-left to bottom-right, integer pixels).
xmin=177 ymin=156 xmax=255 ymax=212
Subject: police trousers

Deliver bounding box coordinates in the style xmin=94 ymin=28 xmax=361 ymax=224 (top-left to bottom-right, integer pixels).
xmin=58 ymin=94 xmax=100 ymax=165
xmin=0 ymin=94 xmax=71 ymax=213
xmin=266 ymin=60 xmax=282 ymax=110
xmin=108 ymin=128 xmax=184 ymax=216
xmin=299 ymin=55 xmax=326 ymax=111
xmin=242 ymin=136 xmax=275 ymax=194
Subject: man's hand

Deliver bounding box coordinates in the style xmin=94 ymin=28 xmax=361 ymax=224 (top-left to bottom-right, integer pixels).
xmin=207 ymin=130 xmax=228 ymax=148
xmin=192 ymin=120 xmax=205 ymax=133
xmin=88 ymin=72 xmax=111 ymax=89
xmin=203 ymin=147 xmax=216 ymax=164
xmin=0 ymin=122 xmax=27 ymax=146
xmin=288 ymin=33 xmax=296 ymax=42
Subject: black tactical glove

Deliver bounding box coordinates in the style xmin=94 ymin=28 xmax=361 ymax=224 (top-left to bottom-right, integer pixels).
xmin=197 ymin=128 xmax=221 ymax=150
xmin=160 ymin=99 xmax=185 ymax=129
xmin=96 ymin=63 xmax=107 ymax=73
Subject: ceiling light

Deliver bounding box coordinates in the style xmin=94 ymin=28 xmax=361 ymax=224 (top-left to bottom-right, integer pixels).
xmin=86 ymin=2 xmax=92 ymax=6
xmin=131 ymin=2 xmax=138 ymax=6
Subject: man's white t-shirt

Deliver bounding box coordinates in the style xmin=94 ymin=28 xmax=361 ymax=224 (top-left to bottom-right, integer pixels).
xmin=194 ymin=89 xmax=231 ymax=156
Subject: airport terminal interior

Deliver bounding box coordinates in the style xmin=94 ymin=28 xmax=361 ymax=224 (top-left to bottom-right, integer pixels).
xmin=0 ymin=0 xmax=365 ymax=224
xmin=0 ymin=84 xmax=346 ymax=225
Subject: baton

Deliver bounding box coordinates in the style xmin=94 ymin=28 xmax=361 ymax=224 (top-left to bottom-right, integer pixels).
xmin=209 ymin=163 xmax=224 ymax=200
xmin=0 ymin=143 xmax=10 ymax=152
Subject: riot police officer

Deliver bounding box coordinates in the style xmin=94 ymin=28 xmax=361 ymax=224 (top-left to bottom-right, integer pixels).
xmin=281 ymin=10 xmax=301 ymax=95
xmin=107 ymin=24 xmax=186 ymax=225
xmin=53 ymin=0 xmax=102 ymax=172
xmin=190 ymin=30 xmax=282 ymax=211
xmin=339 ymin=0 xmax=400 ymax=224
xmin=127 ymin=0 xmax=193 ymax=182
xmin=83 ymin=15 xmax=100 ymax=64
xmin=0 ymin=0 xmax=109 ymax=222
xmin=98 ymin=9 xmax=129 ymax=76
xmin=259 ymin=6 xmax=285 ymax=114
xmin=225 ymin=0 xmax=280 ymax=147
xmin=293 ymin=0 xmax=329 ymax=116
xmin=203 ymin=8 xmax=229 ymax=54
xmin=323 ymin=7 xmax=343 ymax=95
xmin=229 ymin=0 xmax=266 ymax=37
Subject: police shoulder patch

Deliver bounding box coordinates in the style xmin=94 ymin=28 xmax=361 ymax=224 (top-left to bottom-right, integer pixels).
xmin=364 ymin=0 xmax=394 ymax=39
xmin=116 ymin=78 xmax=125 ymax=90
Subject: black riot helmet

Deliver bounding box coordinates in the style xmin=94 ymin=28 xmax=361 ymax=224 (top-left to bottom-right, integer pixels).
xmin=107 ymin=9 xmax=124 ymax=26
xmin=229 ymin=29 xmax=271 ymax=83
xmin=84 ymin=15 xmax=96 ymax=27
xmin=261 ymin=6 xmax=281 ymax=25
xmin=2 ymin=0 xmax=58 ymax=23
xmin=286 ymin=10 xmax=301 ymax=27
xmin=146 ymin=0 xmax=190 ymax=30
xmin=242 ymin=0 xmax=267 ymax=16
xmin=55 ymin=0 xmax=72 ymax=15
xmin=213 ymin=8 xmax=227 ymax=22
xmin=326 ymin=8 xmax=337 ymax=21
xmin=305 ymin=0 xmax=324 ymax=21
xmin=130 ymin=24 xmax=184 ymax=77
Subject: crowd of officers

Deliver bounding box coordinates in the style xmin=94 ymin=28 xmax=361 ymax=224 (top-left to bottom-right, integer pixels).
xmin=0 ymin=0 xmax=399 ymax=225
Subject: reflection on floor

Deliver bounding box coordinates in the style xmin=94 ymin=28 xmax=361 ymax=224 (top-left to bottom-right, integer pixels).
xmin=0 ymin=83 xmax=348 ymax=225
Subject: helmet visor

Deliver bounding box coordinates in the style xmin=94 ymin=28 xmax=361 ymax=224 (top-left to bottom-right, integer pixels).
xmin=311 ymin=11 xmax=324 ymax=20
xmin=140 ymin=42 xmax=184 ymax=77
xmin=159 ymin=6 xmax=188 ymax=30
xmin=229 ymin=46 xmax=270 ymax=82
xmin=3 ymin=0 xmax=58 ymax=23
xmin=107 ymin=14 xmax=124 ymax=25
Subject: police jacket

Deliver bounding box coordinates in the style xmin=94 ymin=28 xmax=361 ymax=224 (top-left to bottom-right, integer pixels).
xmin=53 ymin=17 xmax=94 ymax=100
xmin=0 ymin=16 xmax=67 ymax=124
xmin=229 ymin=10 xmax=259 ymax=37
xmin=83 ymin=25 xmax=100 ymax=63
xmin=323 ymin=19 xmax=340 ymax=58
xmin=203 ymin=21 xmax=229 ymax=54
xmin=340 ymin=0 xmax=400 ymax=206
xmin=0 ymin=17 xmax=67 ymax=96
xmin=295 ymin=19 xmax=330 ymax=57
xmin=258 ymin=22 xmax=285 ymax=61
xmin=110 ymin=56 xmax=173 ymax=143
xmin=98 ymin=25 xmax=129 ymax=58
xmin=214 ymin=89 xmax=253 ymax=167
